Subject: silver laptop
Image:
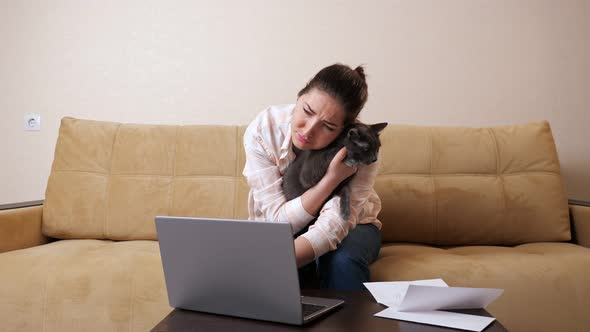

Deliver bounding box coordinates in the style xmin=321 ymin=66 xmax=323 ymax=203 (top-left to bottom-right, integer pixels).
xmin=155 ymin=216 xmax=344 ymax=325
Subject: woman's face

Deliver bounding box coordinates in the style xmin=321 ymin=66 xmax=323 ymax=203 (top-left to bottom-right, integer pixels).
xmin=291 ymin=89 xmax=346 ymax=150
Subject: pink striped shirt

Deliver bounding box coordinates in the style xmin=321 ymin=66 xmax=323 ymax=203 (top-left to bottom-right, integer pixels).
xmin=242 ymin=104 xmax=382 ymax=258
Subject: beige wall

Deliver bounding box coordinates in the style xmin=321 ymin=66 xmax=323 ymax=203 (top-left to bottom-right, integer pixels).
xmin=1 ymin=0 xmax=589 ymax=204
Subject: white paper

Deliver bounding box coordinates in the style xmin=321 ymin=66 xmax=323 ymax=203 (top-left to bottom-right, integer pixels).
xmin=375 ymin=308 xmax=496 ymax=332
xmin=363 ymin=279 xmax=448 ymax=309
xmin=364 ymin=279 xmax=503 ymax=332
xmin=398 ymin=284 xmax=504 ymax=312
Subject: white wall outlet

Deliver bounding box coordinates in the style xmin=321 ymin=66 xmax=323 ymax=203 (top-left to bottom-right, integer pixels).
xmin=24 ymin=113 xmax=41 ymax=131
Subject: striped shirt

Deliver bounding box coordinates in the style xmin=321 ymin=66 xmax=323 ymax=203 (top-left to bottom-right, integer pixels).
xmin=242 ymin=104 xmax=382 ymax=259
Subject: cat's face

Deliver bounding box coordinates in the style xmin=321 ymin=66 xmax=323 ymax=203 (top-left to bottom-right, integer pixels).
xmin=344 ymin=123 xmax=388 ymax=167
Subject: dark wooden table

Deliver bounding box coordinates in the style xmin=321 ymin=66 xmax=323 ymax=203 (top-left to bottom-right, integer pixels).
xmin=151 ymin=289 xmax=509 ymax=332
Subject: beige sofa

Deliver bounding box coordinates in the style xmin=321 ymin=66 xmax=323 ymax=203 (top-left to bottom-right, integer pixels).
xmin=1 ymin=117 xmax=589 ymax=332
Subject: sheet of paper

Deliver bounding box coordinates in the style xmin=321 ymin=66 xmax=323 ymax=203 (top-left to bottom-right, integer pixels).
xmin=397 ymin=285 xmax=504 ymax=312
xmin=364 ymin=279 xmax=504 ymax=331
xmin=375 ymin=308 xmax=496 ymax=332
xmin=363 ymin=279 xmax=448 ymax=309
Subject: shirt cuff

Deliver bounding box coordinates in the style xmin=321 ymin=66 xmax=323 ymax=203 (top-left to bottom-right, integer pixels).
xmin=283 ymin=196 xmax=315 ymax=233
xmin=300 ymin=227 xmax=333 ymax=260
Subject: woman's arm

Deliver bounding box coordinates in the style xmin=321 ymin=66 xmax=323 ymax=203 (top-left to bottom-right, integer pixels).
xmin=300 ymin=161 xmax=380 ymax=260
xmin=243 ymin=141 xmax=313 ymax=232
xmin=294 ymin=147 xmax=361 ymax=267
xmin=243 ymin=116 xmax=326 ymax=234
xmin=300 ymin=147 xmax=357 ymax=216
xmin=294 ymin=237 xmax=315 ymax=267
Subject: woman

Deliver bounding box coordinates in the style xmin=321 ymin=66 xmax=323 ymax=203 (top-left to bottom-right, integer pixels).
xmin=242 ymin=63 xmax=382 ymax=290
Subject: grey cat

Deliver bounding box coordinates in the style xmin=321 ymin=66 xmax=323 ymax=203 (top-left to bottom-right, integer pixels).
xmin=282 ymin=122 xmax=388 ymax=220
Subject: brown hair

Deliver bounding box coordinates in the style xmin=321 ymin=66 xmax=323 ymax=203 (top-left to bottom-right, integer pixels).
xmin=297 ymin=63 xmax=368 ymax=126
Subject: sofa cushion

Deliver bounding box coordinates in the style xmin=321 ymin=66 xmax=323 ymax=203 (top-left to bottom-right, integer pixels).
xmin=44 ymin=118 xmax=569 ymax=245
xmin=43 ymin=117 xmax=250 ymax=240
xmin=375 ymin=121 xmax=570 ymax=245
xmin=0 ymin=239 xmax=170 ymax=332
xmin=370 ymin=243 xmax=590 ymax=332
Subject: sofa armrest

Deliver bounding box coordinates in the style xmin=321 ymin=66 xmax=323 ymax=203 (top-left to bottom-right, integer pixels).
xmin=0 ymin=200 xmax=49 ymax=253
xmin=569 ymin=199 xmax=590 ymax=248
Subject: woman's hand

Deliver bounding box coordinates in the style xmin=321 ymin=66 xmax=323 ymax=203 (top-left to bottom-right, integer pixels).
xmin=300 ymin=147 xmax=357 ymax=217
xmin=324 ymin=147 xmax=358 ymax=187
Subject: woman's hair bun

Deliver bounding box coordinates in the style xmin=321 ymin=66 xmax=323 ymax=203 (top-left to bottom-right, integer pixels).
xmin=354 ymin=65 xmax=366 ymax=81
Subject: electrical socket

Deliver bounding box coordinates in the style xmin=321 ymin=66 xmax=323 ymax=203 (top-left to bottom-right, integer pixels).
xmin=24 ymin=113 xmax=41 ymax=131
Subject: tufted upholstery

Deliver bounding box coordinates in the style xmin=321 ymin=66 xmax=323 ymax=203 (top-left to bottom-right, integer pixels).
xmin=375 ymin=121 xmax=570 ymax=245
xmin=0 ymin=239 xmax=168 ymax=331
xmin=2 ymin=117 xmax=589 ymax=332
xmin=44 ymin=118 xmax=569 ymax=246
xmin=43 ymin=117 xmax=250 ymax=240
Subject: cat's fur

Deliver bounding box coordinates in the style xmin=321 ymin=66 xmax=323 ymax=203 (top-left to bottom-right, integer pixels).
xmin=282 ymin=122 xmax=388 ymax=220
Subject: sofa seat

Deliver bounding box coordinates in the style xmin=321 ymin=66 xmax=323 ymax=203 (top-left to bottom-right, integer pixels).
xmin=371 ymin=242 xmax=590 ymax=332
xmin=0 ymin=239 xmax=171 ymax=332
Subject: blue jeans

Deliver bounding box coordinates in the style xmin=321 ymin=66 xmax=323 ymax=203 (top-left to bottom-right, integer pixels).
xmin=298 ymin=223 xmax=381 ymax=290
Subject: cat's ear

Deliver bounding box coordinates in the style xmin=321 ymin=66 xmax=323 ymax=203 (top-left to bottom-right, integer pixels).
xmin=347 ymin=128 xmax=360 ymax=141
xmin=371 ymin=122 xmax=388 ymax=134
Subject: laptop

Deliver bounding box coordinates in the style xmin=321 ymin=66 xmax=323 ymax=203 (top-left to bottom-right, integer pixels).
xmin=155 ymin=216 xmax=344 ymax=325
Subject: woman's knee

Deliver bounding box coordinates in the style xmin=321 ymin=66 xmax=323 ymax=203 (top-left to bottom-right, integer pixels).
xmin=322 ymin=245 xmax=370 ymax=273
xmin=339 ymin=224 xmax=381 ymax=264
xmin=318 ymin=224 xmax=381 ymax=278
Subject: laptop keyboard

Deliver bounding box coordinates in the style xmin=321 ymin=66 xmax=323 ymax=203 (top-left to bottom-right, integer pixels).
xmin=302 ymin=303 xmax=327 ymax=317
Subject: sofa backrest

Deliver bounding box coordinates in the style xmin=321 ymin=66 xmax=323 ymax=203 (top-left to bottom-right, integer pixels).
xmin=44 ymin=117 xmax=570 ymax=245
xmin=43 ymin=117 xmax=250 ymax=240
xmin=375 ymin=121 xmax=570 ymax=245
